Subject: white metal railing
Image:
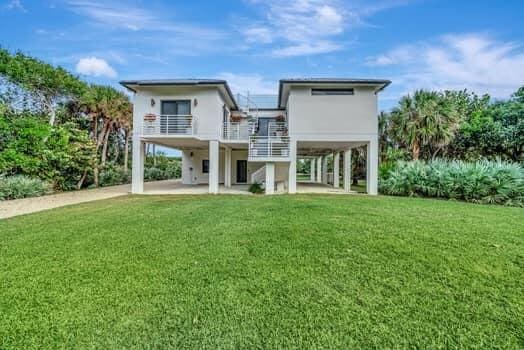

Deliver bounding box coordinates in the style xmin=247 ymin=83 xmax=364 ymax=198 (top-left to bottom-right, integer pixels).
xmin=143 ymin=115 xmax=194 ymax=135
xmin=222 ymin=121 xmax=257 ymax=140
xmin=268 ymin=121 xmax=288 ymax=137
xmin=249 ymin=136 xmax=290 ymax=159
xmin=250 ymin=165 xmax=266 ymax=184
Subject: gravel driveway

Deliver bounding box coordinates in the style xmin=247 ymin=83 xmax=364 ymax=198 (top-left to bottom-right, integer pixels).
xmin=0 ymin=184 xmax=131 ymax=219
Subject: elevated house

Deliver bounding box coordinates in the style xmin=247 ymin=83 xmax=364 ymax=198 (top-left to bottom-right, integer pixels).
xmin=120 ymin=78 xmax=390 ymax=195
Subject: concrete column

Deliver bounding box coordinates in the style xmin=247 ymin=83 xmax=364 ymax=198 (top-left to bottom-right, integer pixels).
xmin=288 ymin=139 xmax=297 ymax=193
xmin=322 ymin=156 xmax=329 ymax=184
xmin=344 ymin=149 xmax=352 ymax=192
xmin=366 ymin=136 xmax=379 ymax=195
xmin=131 ymin=138 xmax=144 ymax=193
xmin=224 ymin=146 xmax=232 ymax=188
xmin=310 ymin=159 xmax=316 ymax=182
xmin=265 ymin=162 xmax=275 ymax=195
xmin=333 ymin=152 xmax=340 ymax=188
xmin=316 ymin=157 xmax=322 ymax=183
xmin=209 ymin=140 xmax=219 ymax=194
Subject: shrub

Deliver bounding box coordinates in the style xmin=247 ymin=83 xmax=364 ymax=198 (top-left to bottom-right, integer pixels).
xmin=164 ymin=162 xmax=181 ymax=179
xmin=248 ymin=182 xmax=265 ymax=194
xmin=380 ymin=159 xmax=524 ymax=206
xmin=99 ymin=165 xmax=130 ymax=187
xmin=0 ymin=175 xmax=52 ymax=200
xmin=145 ymin=167 xmax=167 ymax=181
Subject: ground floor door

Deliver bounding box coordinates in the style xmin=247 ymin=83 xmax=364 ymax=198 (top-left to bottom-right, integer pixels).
xmin=236 ymin=160 xmax=247 ymax=183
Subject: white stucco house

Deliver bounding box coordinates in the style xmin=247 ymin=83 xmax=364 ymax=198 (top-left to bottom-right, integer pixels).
xmin=120 ymin=78 xmax=390 ymax=195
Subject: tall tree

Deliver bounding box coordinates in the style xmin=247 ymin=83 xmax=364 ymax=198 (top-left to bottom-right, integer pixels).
xmin=389 ymin=90 xmax=460 ymax=160
xmin=0 ymin=48 xmax=86 ymax=125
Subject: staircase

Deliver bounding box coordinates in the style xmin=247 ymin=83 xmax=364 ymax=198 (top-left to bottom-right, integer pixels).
xmin=250 ymin=165 xmax=266 ymax=184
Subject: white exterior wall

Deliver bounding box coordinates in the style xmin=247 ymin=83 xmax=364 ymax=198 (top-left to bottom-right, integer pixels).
xmin=133 ymin=86 xmax=225 ymax=140
xmin=287 ymin=86 xmax=378 ymax=139
xmin=182 ymin=149 xmax=265 ymax=185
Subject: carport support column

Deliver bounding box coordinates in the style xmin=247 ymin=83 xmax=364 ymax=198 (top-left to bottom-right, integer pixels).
xmin=288 ymin=139 xmax=297 ymax=193
xmin=265 ymin=162 xmax=275 ymax=195
xmin=224 ymin=146 xmax=232 ymax=188
xmin=344 ymin=149 xmax=352 ymax=192
xmin=366 ymin=136 xmax=379 ymax=195
xmin=310 ymin=159 xmax=316 ymax=181
xmin=333 ymin=152 xmax=340 ymax=188
xmin=131 ymin=138 xmax=144 ymax=194
xmin=209 ymin=140 xmax=219 ymax=194
xmin=316 ymin=157 xmax=322 ymax=183
xmin=322 ymin=156 xmax=328 ymax=184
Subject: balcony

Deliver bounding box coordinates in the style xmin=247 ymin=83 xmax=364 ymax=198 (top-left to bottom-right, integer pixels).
xmin=249 ymin=136 xmax=290 ymax=161
xmin=222 ymin=121 xmax=256 ymax=141
xmin=142 ymin=114 xmax=195 ymax=136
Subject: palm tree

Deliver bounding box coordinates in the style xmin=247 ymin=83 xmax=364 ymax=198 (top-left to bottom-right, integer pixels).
xmin=389 ymin=90 xmax=460 ymax=160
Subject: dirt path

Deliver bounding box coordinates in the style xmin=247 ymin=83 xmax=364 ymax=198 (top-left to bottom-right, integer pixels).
xmin=0 ymin=184 xmax=131 ymax=219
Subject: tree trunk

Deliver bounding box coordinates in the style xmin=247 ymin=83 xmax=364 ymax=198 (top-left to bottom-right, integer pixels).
xmin=432 ymin=146 xmax=443 ymax=160
xmin=412 ymin=141 xmax=420 ymax=160
xmin=94 ymin=161 xmax=99 ymax=187
xmin=97 ymin=120 xmax=109 ymax=151
xmin=152 ymin=144 xmax=156 ymax=166
xmin=49 ymin=108 xmax=56 ymax=126
xmin=77 ymin=169 xmax=88 ymax=190
xmin=101 ymin=123 xmax=111 ymax=166
xmin=123 ymin=130 xmax=130 ymax=171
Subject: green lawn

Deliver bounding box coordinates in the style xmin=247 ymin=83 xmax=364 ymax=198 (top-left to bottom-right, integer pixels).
xmin=1 ymin=195 xmax=523 ymax=349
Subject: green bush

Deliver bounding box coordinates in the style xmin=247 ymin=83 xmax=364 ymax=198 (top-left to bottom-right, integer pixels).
xmin=248 ymin=182 xmax=265 ymax=194
xmin=380 ymin=159 xmax=524 ymax=206
xmin=0 ymin=175 xmax=52 ymax=200
xmin=145 ymin=167 xmax=167 ymax=181
xmin=164 ymin=162 xmax=181 ymax=179
xmin=99 ymin=165 xmax=130 ymax=187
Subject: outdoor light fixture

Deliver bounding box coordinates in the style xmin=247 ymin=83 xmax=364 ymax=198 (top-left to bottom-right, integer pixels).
xmin=150 ymin=98 xmax=155 ymax=107
xmin=194 ymin=98 xmax=198 ymax=107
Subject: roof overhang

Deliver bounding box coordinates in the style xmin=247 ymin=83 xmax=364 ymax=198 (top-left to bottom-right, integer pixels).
xmin=278 ymin=78 xmax=391 ymax=108
xmin=120 ymin=79 xmax=238 ymax=110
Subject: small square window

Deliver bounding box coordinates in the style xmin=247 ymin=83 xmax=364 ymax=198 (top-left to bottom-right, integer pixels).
xmin=202 ymin=159 xmax=209 ymax=173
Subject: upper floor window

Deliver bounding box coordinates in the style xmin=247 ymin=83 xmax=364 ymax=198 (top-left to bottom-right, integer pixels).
xmin=311 ymin=88 xmax=355 ymax=96
xmin=161 ymin=100 xmax=191 ymax=116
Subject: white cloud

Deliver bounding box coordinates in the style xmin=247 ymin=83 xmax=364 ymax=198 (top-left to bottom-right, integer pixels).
xmin=243 ymin=26 xmax=273 ymax=44
xmin=272 ymin=41 xmax=342 ymax=57
xmin=76 ymin=57 xmax=117 ymax=78
xmin=368 ymin=33 xmax=524 ymax=98
xmin=243 ymin=0 xmax=410 ymax=57
xmin=216 ymin=73 xmax=277 ymax=94
xmin=4 ymin=0 xmax=26 ymax=12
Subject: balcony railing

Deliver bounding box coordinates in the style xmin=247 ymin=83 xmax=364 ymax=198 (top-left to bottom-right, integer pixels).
xmin=268 ymin=121 xmax=288 ymax=137
xmin=222 ymin=121 xmax=256 ymax=140
xmin=143 ymin=115 xmax=194 ymax=135
xmin=249 ymin=136 xmax=290 ymax=160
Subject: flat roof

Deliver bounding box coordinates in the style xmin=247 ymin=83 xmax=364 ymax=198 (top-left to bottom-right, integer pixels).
xmin=119 ymin=78 xmax=391 ymax=110
xmin=119 ymin=79 xmax=238 ymax=110
xmin=278 ymin=78 xmax=391 ymax=108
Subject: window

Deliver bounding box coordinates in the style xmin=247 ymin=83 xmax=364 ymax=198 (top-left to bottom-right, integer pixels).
xmin=161 ymin=100 xmax=191 ymax=115
xmin=202 ymin=159 xmax=209 ymax=173
xmin=311 ymin=88 xmax=355 ymax=96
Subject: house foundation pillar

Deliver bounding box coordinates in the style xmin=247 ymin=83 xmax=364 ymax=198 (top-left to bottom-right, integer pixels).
xmin=366 ymin=136 xmax=379 ymax=195
xmin=310 ymin=159 xmax=316 ymax=182
xmin=316 ymin=157 xmax=322 ymax=183
xmin=209 ymin=140 xmax=219 ymax=194
xmin=344 ymin=149 xmax=352 ymax=192
xmin=265 ymin=162 xmax=275 ymax=195
xmin=288 ymin=139 xmax=297 ymax=193
xmin=224 ymin=146 xmax=232 ymax=188
xmin=131 ymin=138 xmax=144 ymax=193
xmin=333 ymin=152 xmax=340 ymax=188
xmin=322 ymin=155 xmax=329 ymax=184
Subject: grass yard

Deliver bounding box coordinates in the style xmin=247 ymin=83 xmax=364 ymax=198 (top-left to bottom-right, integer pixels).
xmin=1 ymin=194 xmax=523 ymax=349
